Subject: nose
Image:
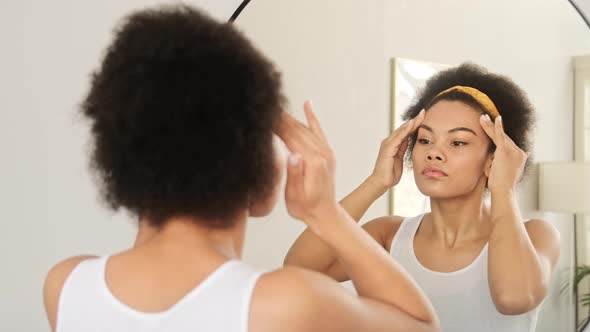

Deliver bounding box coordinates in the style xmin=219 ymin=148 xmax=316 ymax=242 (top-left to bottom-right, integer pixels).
xmin=426 ymin=146 xmax=445 ymax=162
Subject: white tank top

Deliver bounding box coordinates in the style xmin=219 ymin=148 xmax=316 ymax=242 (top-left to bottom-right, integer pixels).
xmin=56 ymin=256 xmax=262 ymax=332
xmin=390 ymin=214 xmax=539 ymax=332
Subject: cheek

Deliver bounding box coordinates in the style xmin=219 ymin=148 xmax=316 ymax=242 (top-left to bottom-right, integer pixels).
xmin=451 ymin=149 xmax=488 ymax=173
xmin=448 ymin=154 xmax=491 ymax=194
xmin=411 ymin=145 xmax=423 ymax=163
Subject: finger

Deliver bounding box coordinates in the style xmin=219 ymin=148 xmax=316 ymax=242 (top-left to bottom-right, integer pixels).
xmin=276 ymin=112 xmax=317 ymax=154
xmin=395 ymin=109 xmax=425 ymax=137
xmin=479 ymin=114 xmax=498 ymax=143
xmin=276 ymin=123 xmax=305 ymax=153
xmin=285 ymin=154 xmax=305 ymax=203
xmin=387 ymin=117 xmax=421 ymax=151
xmin=497 ymin=116 xmax=518 ymax=151
xmin=396 ymin=138 xmax=409 ymax=158
xmin=394 ymin=117 xmax=415 ymax=134
xmin=387 ymin=121 xmax=413 ymax=147
xmin=410 ymin=109 xmax=426 ymax=132
xmin=275 ymin=112 xmax=303 ymax=140
xmin=303 ymin=101 xmax=329 ymax=144
xmin=494 ymin=115 xmax=507 ymax=146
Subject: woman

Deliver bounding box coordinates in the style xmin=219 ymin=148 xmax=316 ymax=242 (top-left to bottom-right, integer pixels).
xmin=285 ymin=64 xmax=560 ymax=331
xmin=42 ymin=5 xmax=439 ymax=332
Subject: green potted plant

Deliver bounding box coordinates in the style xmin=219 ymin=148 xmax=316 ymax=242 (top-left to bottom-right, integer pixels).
xmin=564 ymin=265 xmax=590 ymax=331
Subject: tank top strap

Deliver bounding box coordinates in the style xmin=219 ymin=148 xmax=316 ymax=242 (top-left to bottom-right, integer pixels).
xmin=390 ymin=214 xmax=425 ymax=254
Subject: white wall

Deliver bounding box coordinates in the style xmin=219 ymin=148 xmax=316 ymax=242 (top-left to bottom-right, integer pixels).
xmin=5 ymin=0 xmax=590 ymax=331
xmin=235 ymin=1 xmax=590 ymax=332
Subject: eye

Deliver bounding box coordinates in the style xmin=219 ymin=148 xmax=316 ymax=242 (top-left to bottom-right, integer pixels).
xmin=417 ymin=138 xmax=431 ymax=145
xmin=451 ymin=141 xmax=467 ymax=147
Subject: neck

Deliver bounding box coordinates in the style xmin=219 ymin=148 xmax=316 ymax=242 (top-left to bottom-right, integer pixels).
xmin=136 ymin=212 xmax=248 ymax=261
xmin=426 ymin=185 xmax=492 ymax=247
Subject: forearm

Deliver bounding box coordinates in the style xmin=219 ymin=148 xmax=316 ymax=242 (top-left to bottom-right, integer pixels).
xmin=283 ymin=227 xmax=338 ymax=272
xmin=313 ymin=205 xmax=437 ymax=324
xmin=284 ymin=176 xmax=386 ymax=270
xmin=488 ymin=190 xmax=545 ymax=308
xmin=339 ymin=176 xmax=388 ymax=221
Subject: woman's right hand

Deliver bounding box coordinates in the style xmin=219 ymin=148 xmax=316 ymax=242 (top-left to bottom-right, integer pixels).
xmin=276 ymin=101 xmax=340 ymax=232
xmin=369 ymin=110 xmax=425 ymax=189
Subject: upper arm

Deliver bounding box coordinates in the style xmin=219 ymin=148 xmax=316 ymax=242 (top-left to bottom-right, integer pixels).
xmin=324 ymin=216 xmax=403 ymax=282
xmin=488 ymin=219 xmax=560 ymax=315
xmin=525 ymin=219 xmax=561 ymax=287
xmin=250 ymin=266 xmax=438 ymax=332
xmin=43 ymin=255 xmax=97 ymax=331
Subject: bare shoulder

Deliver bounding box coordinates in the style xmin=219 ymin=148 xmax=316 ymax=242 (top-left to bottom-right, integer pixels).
xmin=250 ymin=265 xmax=362 ymax=332
xmin=249 ymin=265 xmax=437 ymax=332
xmin=43 ymin=255 xmax=98 ymax=331
xmin=249 ymin=266 xmax=330 ymax=332
xmin=362 ymin=215 xmax=406 ymax=252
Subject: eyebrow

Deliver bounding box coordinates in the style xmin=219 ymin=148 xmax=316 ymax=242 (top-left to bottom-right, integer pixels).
xmin=419 ymin=124 xmax=478 ymax=136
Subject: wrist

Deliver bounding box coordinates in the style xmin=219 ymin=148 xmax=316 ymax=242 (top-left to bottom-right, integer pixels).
xmin=305 ymin=204 xmax=353 ymax=237
xmin=365 ymin=175 xmax=390 ymax=195
xmin=489 ymin=187 xmax=515 ymax=197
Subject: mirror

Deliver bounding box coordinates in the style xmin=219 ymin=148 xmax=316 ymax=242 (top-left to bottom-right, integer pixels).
xmin=233 ymin=1 xmax=590 ymax=331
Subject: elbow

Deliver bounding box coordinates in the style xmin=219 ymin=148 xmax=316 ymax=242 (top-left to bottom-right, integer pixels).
xmin=493 ymin=292 xmax=539 ymax=315
xmin=416 ymin=318 xmax=441 ymax=332
xmin=426 ymin=318 xmax=442 ymax=332
xmin=406 ymin=317 xmax=440 ymax=332
xmin=414 ymin=310 xmax=441 ymax=332
xmin=429 ymin=310 xmax=442 ymax=332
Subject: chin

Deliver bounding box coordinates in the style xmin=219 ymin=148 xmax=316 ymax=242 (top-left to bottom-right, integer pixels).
xmin=416 ymin=181 xmax=463 ymax=199
xmin=418 ymin=180 xmax=484 ymax=200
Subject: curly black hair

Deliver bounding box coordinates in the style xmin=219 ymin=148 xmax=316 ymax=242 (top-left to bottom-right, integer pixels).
xmin=402 ymin=63 xmax=536 ymax=175
xmin=82 ymin=5 xmax=285 ymax=227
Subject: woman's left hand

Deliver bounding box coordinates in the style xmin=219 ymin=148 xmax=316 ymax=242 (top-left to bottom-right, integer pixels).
xmin=479 ymin=114 xmax=529 ymax=192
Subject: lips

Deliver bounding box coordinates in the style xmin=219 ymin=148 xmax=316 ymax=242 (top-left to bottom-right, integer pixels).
xmin=422 ymin=167 xmax=448 ymax=178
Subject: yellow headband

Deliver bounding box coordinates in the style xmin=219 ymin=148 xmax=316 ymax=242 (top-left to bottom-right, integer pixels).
xmin=435 ymin=86 xmax=500 ymax=119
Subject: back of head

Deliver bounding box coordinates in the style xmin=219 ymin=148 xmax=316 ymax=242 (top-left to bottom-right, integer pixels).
xmin=82 ymin=5 xmax=284 ymax=227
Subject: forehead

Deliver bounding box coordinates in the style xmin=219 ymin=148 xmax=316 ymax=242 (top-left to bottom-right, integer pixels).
xmin=422 ymin=100 xmax=484 ymax=133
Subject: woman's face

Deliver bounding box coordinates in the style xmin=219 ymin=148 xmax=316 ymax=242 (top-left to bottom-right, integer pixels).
xmin=412 ymin=100 xmax=493 ymax=199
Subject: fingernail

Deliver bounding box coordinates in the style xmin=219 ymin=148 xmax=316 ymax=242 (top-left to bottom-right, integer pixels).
xmin=482 ymin=114 xmax=492 ymax=122
xmin=497 ymin=116 xmax=503 ymax=124
xmin=289 ymin=154 xmax=300 ymax=166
